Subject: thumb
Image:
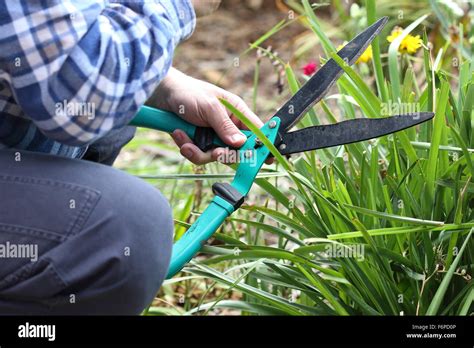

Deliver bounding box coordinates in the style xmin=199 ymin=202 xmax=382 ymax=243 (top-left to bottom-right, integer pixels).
xmin=206 ymin=101 xmax=247 ymax=147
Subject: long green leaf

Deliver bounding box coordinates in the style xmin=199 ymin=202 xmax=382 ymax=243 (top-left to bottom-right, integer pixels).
xmin=426 ymin=229 xmax=473 ymax=315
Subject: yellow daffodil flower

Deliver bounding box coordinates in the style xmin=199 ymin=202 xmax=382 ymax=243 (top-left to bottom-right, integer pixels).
xmin=337 ymin=42 xmax=373 ymax=64
xmin=387 ymin=27 xmax=423 ymax=54
xmin=387 ymin=27 xmax=403 ymax=42
xmin=357 ymin=45 xmax=373 ymax=63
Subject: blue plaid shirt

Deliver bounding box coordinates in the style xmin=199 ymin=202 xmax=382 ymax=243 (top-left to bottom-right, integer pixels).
xmin=0 ymin=0 xmax=195 ymax=158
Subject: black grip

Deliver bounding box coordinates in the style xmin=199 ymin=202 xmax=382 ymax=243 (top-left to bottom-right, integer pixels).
xmin=212 ymin=182 xmax=245 ymax=209
xmin=194 ymin=127 xmax=216 ymax=152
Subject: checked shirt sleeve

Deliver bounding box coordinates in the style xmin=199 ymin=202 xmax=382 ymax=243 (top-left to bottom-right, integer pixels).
xmin=0 ymin=0 xmax=195 ymax=146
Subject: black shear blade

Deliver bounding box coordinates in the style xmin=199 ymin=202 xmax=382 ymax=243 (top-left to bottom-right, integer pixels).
xmin=275 ymin=16 xmax=388 ymax=131
xmin=278 ymin=112 xmax=434 ymax=155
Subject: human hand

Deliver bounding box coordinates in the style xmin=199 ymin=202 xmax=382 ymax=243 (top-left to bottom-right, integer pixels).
xmin=150 ymin=68 xmax=269 ymax=165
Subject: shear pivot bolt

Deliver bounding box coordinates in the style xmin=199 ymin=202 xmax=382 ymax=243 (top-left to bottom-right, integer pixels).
xmin=255 ymin=138 xmax=263 ymax=147
xmin=279 ymin=143 xmax=287 ymax=151
xmin=269 ymin=120 xmax=277 ymax=129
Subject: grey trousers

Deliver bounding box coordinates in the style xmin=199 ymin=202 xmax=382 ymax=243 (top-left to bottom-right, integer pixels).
xmin=0 ymin=128 xmax=174 ymax=315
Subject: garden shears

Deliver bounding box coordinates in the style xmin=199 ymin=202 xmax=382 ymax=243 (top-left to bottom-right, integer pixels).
xmin=130 ymin=16 xmax=434 ymax=278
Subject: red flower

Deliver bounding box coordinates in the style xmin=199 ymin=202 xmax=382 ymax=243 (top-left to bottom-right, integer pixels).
xmin=302 ymin=61 xmax=317 ymax=76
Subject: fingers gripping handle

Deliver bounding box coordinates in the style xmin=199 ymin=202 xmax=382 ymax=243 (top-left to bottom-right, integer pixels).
xmin=194 ymin=126 xmax=218 ymax=152
xmin=131 ymin=106 xmax=230 ymax=151
xmin=131 ymin=106 xmax=252 ymax=151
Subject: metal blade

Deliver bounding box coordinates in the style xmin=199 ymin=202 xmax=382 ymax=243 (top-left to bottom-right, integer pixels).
xmin=278 ymin=112 xmax=434 ymax=155
xmin=275 ymin=16 xmax=388 ymax=131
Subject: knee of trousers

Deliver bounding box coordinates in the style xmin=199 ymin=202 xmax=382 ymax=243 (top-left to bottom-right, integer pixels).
xmin=48 ymin=170 xmax=175 ymax=315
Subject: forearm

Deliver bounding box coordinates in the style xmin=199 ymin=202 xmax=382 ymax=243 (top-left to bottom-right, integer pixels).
xmin=148 ymin=67 xmax=190 ymax=111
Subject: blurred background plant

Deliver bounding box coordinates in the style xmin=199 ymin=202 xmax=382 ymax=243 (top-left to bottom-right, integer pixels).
xmin=116 ymin=0 xmax=473 ymax=315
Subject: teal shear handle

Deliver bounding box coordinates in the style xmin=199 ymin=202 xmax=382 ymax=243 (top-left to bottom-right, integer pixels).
xmin=130 ymin=106 xmax=281 ymax=278
xmin=166 ymin=196 xmax=234 ymax=278
xmin=130 ymin=105 xmax=251 ymax=151
xmin=131 ymin=106 xmax=197 ymax=137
